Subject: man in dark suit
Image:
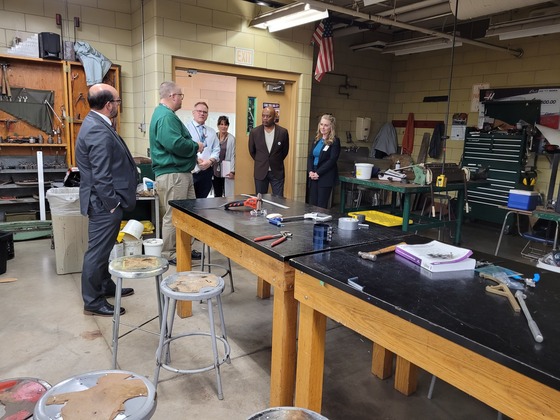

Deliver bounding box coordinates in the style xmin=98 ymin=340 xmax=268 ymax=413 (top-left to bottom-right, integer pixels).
xmin=248 ymin=105 xmax=289 ymax=197
xmin=76 ymin=83 xmax=138 ymax=317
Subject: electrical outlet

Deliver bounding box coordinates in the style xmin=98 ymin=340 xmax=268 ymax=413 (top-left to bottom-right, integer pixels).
xmin=147 ymin=147 xmax=150 ymax=157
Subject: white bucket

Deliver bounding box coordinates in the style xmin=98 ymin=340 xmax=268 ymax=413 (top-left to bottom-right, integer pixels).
xmin=143 ymin=238 xmax=163 ymax=257
xmin=355 ymin=163 xmax=374 ymax=180
xmin=123 ymin=239 xmax=143 ymax=256
xmin=122 ymin=219 xmax=144 ymax=240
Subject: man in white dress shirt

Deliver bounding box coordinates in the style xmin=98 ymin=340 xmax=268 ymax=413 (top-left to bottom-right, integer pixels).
xmin=186 ymin=101 xmax=220 ymax=198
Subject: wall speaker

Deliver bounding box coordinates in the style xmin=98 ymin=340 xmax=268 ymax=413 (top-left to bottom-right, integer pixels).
xmin=38 ymin=32 xmax=61 ymax=60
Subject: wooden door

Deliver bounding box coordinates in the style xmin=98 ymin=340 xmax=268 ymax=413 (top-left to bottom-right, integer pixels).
xmin=235 ymin=79 xmax=294 ymax=198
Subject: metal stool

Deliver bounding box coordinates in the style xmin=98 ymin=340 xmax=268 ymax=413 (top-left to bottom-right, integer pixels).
xmin=199 ymin=243 xmax=235 ymax=292
xmin=153 ymin=271 xmax=231 ymax=400
xmin=108 ymin=255 xmax=169 ymax=369
xmin=0 ymin=377 xmax=51 ymax=419
xmin=34 ymin=370 xmax=156 ymax=420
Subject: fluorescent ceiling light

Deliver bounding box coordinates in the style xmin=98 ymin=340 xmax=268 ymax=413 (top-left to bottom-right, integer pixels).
xmin=382 ymin=37 xmax=462 ymax=55
xmin=486 ymin=14 xmax=560 ymax=40
xmin=363 ymin=0 xmax=386 ymax=5
xmin=350 ymin=40 xmax=387 ymax=52
xmin=250 ymin=2 xmax=329 ymax=33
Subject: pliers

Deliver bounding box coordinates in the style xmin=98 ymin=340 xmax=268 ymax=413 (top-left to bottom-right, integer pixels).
xmin=253 ymin=231 xmax=292 ymax=247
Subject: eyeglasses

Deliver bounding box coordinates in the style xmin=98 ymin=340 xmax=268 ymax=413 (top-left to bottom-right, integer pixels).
xmin=195 ymin=109 xmax=208 ymax=114
xmin=109 ymin=99 xmax=122 ymax=104
xmin=171 ymin=93 xmax=184 ymax=99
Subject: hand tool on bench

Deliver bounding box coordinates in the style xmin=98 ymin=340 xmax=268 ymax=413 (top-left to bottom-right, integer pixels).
xmin=480 ymin=273 xmax=521 ymax=313
xmin=515 ymin=290 xmax=543 ymax=343
xmin=241 ymin=193 xmax=289 ymax=209
xmin=253 ymin=231 xmax=292 ymax=247
xmin=267 ymin=212 xmax=332 ymax=223
xmin=358 ymin=242 xmax=406 ymax=261
xmin=224 ymin=196 xmax=260 ymax=210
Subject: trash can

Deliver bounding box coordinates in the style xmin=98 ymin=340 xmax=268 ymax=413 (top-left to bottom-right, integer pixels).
xmin=46 ymin=188 xmax=88 ymax=275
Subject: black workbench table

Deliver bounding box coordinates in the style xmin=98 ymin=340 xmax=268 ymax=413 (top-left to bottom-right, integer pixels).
xmin=289 ymin=235 xmax=560 ymax=417
xmin=169 ymin=195 xmax=411 ymax=406
xmin=170 ymin=195 xmax=411 ymax=261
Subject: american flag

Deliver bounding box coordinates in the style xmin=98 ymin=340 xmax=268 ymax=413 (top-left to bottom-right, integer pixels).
xmin=312 ymin=18 xmax=334 ymax=82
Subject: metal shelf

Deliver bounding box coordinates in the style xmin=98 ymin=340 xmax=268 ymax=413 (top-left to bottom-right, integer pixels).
xmin=0 ymin=169 xmax=66 ymax=173
xmin=0 ymin=198 xmax=38 ymax=205
xmin=0 ymin=143 xmax=67 ymax=147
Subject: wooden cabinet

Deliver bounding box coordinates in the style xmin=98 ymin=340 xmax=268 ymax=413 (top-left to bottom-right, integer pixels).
xmin=66 ymin=61 xmax=120 ymax=165
xmin=0 ymin=54 xmax=120 ymax=221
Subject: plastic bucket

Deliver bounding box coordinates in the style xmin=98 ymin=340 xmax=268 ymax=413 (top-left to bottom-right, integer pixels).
xmin=122 ymin=219 xmax=144 ymax=240
xmin=123 ymin=239 xmax=143 ymax=256
xmin=355 ymin=163 xmax=374 ymax=180
xmin=143 ymin=238 xmax=163 ymax=257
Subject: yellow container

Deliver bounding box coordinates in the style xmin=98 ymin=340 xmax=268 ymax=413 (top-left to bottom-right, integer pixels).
xmin=348 ymin=210 xmax=412 ymax=227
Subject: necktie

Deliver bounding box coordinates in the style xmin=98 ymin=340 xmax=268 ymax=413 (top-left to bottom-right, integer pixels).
xmin=197 ymin=125 xmax=205 ymax=141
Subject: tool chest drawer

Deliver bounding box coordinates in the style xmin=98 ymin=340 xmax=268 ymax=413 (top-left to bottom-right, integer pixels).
xmin=463 ymin=130 xmax=529 ymax=224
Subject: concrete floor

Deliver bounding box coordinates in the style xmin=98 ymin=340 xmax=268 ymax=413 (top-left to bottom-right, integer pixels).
xmin=0 ymin=219 xmax=536 ymax=419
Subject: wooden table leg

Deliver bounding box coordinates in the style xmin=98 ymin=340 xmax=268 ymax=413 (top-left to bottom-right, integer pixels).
xmin=269 ymin=285 xmax=299 ymax=407
xmin=294 ymin=303 xmax=327 ymax=412
xmin=372 ymin=343 xmax=394 ymax=380
xmin=257 ymin=277 xmax=271 ymax=298
xmin=394 ymin=355 xmax=418 ymax=395
xmin=176 ymin=222 xmax=193 ymax=318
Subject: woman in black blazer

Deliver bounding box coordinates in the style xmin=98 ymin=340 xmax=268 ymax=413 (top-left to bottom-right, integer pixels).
xmin=307 ymin=114 xmax=341 ymax=208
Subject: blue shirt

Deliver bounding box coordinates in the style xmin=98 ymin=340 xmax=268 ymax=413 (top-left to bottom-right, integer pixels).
xmin=312 ymin=139 xmax=325 ymax=167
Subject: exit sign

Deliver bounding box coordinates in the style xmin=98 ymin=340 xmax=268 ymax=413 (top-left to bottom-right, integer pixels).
xmin=235 ymin=48 xmax=254 ymax=66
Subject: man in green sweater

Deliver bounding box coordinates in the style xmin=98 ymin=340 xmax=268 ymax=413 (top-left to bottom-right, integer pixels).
xmin=149 ymin=81 xmax=204 ymax=263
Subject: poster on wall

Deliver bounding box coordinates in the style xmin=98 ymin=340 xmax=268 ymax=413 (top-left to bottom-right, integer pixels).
xmin=263 ymin=102 xmax=280 ymax=123
xmin=247 ymin=96 xmax=257 ymax=134
xmin=478 ymin=86 xmax=560 ymax=129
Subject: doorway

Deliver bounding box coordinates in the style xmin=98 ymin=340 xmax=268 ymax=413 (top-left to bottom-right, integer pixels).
xmin=172 ymin=57 xmax=298 ymax=199
xmin=235 ymin=78 xmax=294 ymax=196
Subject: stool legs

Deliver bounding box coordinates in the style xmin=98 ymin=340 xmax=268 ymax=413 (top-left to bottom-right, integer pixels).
xmin=207 ymin=297 xmax=223 ymax=399
xmin=201 ymin=245 xmax=235 ymax=293
xmin=111 ymin=274 xmax=164 ymax=370
xmin=111 ymin=277 xmax=123 ymax=369
xmin=153 ymin=294 xmax=171 ymax=386
xmin=153 ymin=291 xmax=230 ymax=400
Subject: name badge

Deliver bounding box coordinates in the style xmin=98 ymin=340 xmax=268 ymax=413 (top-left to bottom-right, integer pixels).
xmin=323 ymin=145 xmax=329 ymax=151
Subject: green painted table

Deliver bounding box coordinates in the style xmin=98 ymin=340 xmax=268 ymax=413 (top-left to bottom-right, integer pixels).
xmin=339 ymin=175 xmax=469 ymax=245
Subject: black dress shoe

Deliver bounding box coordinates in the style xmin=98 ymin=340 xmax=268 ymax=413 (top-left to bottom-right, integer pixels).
xmin=84 ymin=302 xmax=126 ymax=317
xmin=104 ymin=288 xmax=135 ymax=298
xmin=191 ymin=249 xmax=201 ymax=260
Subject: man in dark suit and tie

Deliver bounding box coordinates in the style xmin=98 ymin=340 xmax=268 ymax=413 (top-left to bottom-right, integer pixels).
xmin=76 ymin=83 xmax=138 ymax=317
xmin=248 ymin=105 xmax=290 ymax=197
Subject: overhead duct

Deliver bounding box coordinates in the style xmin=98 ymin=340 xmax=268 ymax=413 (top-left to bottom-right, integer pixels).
xmin=303 ymin=0 xmax=523 ymax=57
xmin=449 ymin=0 xmax=549 ymax=20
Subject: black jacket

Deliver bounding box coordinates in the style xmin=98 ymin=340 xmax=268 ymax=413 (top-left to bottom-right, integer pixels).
xmin=306 ymin=137 xmax=341 ymax=187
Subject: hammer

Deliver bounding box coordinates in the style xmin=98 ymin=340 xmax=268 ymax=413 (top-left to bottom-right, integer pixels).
xmin=358 ymin=242 xmax=406 ymax=261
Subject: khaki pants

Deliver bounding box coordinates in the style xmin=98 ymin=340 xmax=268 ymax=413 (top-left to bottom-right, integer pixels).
xmin=155 ymin=172 xmax=195 ymax=260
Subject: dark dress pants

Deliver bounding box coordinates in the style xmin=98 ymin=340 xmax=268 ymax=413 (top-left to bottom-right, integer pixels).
xmin=308 ymin=180 xmax=332 ymax=209
xmin=194 ymin=168 xmax=214 ymax=198
xmin=255 ymin=171 xmax=284 ymax=197
xmin=212 ymin=176 xmax=225 ymax=197
xmin=81 ymin=206 xmax=123 ymax=308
